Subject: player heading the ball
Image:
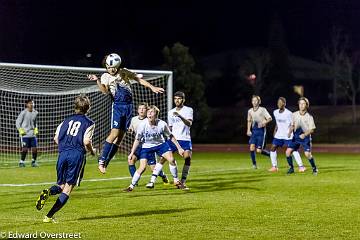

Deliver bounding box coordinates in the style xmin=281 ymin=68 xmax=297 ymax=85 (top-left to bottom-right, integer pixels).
xmin=88 ymin=53 xmax=164 ymax=174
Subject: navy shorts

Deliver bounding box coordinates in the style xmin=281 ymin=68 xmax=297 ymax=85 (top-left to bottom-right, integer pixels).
xmin=134 ymin=145 xmax=157 ymax=165
xmin=21 ymin=137 xmax=37 ymax=148
xmin=167 ymin=140 xmax=192 ymax=152
xmin=56 ymin=150 xmax=86 ymax=186
xmin=111 ymin=103 xmax=133 ymax=131
xmin=272 ymin=138 xmax=292 ymax=148
xmin=140 ymin=142 xmax=171 ymax=160
xmin=249 ymin=131 xmax=266 ymax=149
xmin=288 ymin=138 xmax=312 ymax=152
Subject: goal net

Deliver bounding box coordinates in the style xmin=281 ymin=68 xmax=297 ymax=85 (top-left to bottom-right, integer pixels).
xmin=0 ymin=62 xmax=173 ymax=167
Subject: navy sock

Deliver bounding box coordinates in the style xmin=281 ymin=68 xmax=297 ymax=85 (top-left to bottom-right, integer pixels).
xmin=21 ymin=150 xmax=27 ymax=161
xmin=99 ymin=141 xmax=112 ymax=164
xmin=261 ymin=149 xmax=270 ymax=157
xmin=250 ymin=151 xmax=256 ymax=165
xmin=286 ymin=156 xmax=294 ymax=169
xmin=47 ymin=193 xmax=69 ymax=218
xmin=32 ymin=151 xmax=37 ymax=161
xmin=158 ymin=170 xmax=165 ymax=178
xmin=105 ymin=144 xmax=118 ymax=167
xmin=128 ymin=165 xmax=136 ymax=177
xmin=309 ymin=158 xmax=317 ymax=169
xmin=49 ymin=185 xmax=62 ymax=195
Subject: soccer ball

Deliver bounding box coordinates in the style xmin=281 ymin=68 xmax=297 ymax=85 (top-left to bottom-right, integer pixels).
xmin=105 ymin=53 xmax=122 ymax=68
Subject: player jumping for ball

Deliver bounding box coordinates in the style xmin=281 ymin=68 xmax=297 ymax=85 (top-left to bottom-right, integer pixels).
xmin=88 ymin=53 xmax=164 ymax=174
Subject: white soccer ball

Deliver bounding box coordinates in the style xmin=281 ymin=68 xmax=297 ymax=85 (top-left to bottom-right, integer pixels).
xmin=105 ymin=53 xmax=122 ymax=68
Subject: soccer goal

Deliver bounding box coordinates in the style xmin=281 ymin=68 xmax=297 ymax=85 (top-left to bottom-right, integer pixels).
xmin=0 ymin=62 xmax=173 ymax=167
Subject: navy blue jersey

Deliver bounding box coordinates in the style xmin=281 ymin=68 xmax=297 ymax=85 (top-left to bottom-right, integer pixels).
xmin=56 ymin=114 xmax=95 ymax=154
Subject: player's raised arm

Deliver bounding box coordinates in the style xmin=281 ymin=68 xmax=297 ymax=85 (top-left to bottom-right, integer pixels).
xmin=135 ymin=75 xmax=164 ymax=94
xmin=87 ymin=74 xmax=109 ymax=94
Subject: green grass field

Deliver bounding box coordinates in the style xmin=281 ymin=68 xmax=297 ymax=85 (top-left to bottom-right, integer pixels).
xmin=0 ymin=152 xmax=359 ymax=239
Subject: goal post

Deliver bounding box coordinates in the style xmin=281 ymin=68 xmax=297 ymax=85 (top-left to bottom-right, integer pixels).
xmin=0 ymin=62 xmax=173 ymax=166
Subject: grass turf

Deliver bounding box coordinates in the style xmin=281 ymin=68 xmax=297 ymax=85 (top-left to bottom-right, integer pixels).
xmin=0 ymin=152 xmax=359 ymax=239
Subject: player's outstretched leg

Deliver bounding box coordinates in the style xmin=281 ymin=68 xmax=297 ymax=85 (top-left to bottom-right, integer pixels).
xmin=43 ymin=184 xmax=73 ymax=223
xmin=124 ymin=159 xmax=147 ymax=192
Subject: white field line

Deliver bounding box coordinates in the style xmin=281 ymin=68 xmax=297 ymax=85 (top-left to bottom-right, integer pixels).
xmin=0 ymin=167 xmax=247 ymax=187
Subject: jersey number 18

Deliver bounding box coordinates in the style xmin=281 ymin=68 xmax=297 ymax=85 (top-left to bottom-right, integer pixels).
xmin=67 ymin=120 xmax=81 ymax=136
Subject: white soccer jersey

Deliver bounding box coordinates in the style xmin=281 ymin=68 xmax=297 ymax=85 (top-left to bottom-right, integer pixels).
xmin=168 ymin=106 xmax=193 ymax=141
xmin=292 ymin=111 xmax=316 ymax=133
xmin=129 ymin=116 xmax=146 ymax=134
xmin=247 ymin=107 xmax=271 ymax=128
xmin=136 ymin=119 xmax=172 ymax=148
xmin=273 ymin=108 xmax=293 ymax=140
xmin=100 ymin=72 xmax=132 ymax=97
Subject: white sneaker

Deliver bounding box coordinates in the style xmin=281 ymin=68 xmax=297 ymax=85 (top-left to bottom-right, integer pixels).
xmin=146 ymin=182 xmax=154 ymax=189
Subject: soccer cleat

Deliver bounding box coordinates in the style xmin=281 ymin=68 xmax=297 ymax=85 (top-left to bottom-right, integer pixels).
xmin=98 ymin=164 xmax=106 ymax=174
xmin=252 ymin=165 xmax=258 ymax=170
xmin=312 ymin=168 xmax=318 ymax=175
xmin=19 ymin=162 xmax=25 ymax=168
xmin=287 ymin=168 xmax=295 ymax=175
xmin=123 ymin=186 xmax=133 ymax=192
xmin=36 ymin=189 xmax=50 ymax=210
xmin=174 ymin=180 xmax=187 ymax=190
xmin=268 ymin=166 xmax=278 ymax=172
xmin=181 ymin=184 xmax=190 ymax=191
xmin=146 ymin=182 xmax=155 ymax=189
xmin=43 ymin=216 xmax=57 ymax=223
xmin=161 ymin=175 xmax=170 ymax=185
xmin=298 ymin=166 xmax=306 ymax=173
xmin=31 ymin=161 xmax=39 ymax=167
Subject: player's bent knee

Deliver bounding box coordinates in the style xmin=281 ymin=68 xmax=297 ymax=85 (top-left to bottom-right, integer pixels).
xmin=62 ymin=184 xmax=74 ymax=195
xmin=159 ymin=157 xmax=166 ymax=164
xmin=256 ymin=149 xmax=262 ymax=154
xmin=304 ymin=152 xmax=312 ymax=159
xmin=285 ymin=149 xmax=293 ymax=157
xmin=270 ymin=145 xmax=277 ymax=152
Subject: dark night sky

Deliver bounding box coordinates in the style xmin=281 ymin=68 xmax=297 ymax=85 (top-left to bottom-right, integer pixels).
xmin=1 ymin=0 xmax=360 ymax=68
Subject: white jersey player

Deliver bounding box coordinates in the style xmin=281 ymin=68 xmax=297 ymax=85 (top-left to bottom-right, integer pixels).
xmin=124 ymin=105 xmax=185 ymax=192
xmin=167 ymin=91 xmax=193 ymax=187
xmin=269 ymin=97 xmax=305 ymax=172
xmin=127 ymin=103 xmax=169 ymax=183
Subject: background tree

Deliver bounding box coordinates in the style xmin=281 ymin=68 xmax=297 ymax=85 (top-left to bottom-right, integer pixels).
xmin=323 ymin=27 xmax=360 ymax=123
xmin=162 ymin=42 xmax=211 ymax=140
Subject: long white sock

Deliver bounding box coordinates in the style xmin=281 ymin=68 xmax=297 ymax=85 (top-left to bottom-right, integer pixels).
xmin=150 ymin=163 xmax=163 ymax=183
xmin=131 ymin=171 xmax=141 ymax=187
xmin=270 ymin=151 xmax=277 ymax=167
xmin=169 ymin=164 xmax=179 ymax=182
xmin=292 ymin=151 xmax=303 ymax=167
